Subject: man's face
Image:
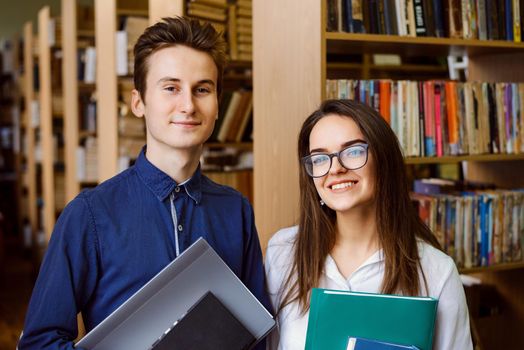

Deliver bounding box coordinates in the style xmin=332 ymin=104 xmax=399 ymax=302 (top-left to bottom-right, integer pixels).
xmin=132 ymin=45 xmax=219 ymax=154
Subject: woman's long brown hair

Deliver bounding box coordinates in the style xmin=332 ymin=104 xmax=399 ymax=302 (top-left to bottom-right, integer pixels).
xmin=279 ymin=99 xmax=441 ymax=313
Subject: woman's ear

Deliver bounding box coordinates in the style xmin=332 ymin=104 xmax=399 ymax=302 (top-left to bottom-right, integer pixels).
xmin=131 ymin=89 xmax=145 ymax=118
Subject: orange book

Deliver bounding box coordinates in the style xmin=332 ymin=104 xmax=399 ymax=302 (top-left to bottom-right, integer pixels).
xmin=379 ymin=80 xmax=391 ymax=125
xmin=444 ymin=81 xmax=459 ymax=154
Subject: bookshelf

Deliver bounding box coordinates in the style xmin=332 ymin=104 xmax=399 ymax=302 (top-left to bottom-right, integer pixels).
xmin=62 ymin=0 xmax=96 ymax=201
xmin=254 ymin=1 xmax=524 ymax=348
xmin=0 ymin=37 xmax=21 ymax=241
xmin=93 ymin=0 xmax=255 ymax=200
xmin=22 ymin=22 xmax=38 ymax=245
xmin=38 ymin=6 xmax=66 ymax=242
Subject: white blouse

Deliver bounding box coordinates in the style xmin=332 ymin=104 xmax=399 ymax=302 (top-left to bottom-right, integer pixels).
xmin=264 ymin=226 xmax=473 ymax=350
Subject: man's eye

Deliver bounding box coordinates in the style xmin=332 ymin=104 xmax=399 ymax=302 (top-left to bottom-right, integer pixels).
xmin=164 ymin=86 xmax=177 ymax=92
xmin=195 ymin=87 xmax=211 ymax=94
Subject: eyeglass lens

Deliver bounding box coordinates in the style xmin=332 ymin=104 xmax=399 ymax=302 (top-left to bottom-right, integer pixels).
xmin=304 ymin=144 xmax=368 ymax=177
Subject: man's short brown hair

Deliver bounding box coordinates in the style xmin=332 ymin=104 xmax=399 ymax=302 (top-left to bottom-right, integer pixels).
xmin=133 ymin=16 xmax=227 ymax=103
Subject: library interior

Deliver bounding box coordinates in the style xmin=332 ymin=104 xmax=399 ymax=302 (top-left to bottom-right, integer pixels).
xmin=0 ymin=0 xmax=523 ymax=349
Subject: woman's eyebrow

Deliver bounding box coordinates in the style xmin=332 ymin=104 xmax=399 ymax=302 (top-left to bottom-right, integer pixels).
xmin=310 ymin=139 xmax=367 ymax=153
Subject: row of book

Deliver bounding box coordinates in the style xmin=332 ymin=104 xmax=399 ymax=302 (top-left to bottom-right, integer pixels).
xmin=204 ymin=168 xmax=253 ymax=202
xmin=77 ymin=136 xmax=97 ymax=182
xmin=201 ymin=146 xmax=253 ymax=171
xmin=210 ymin=89 xmax=253 ymax=143
xmin=186 ymin=0 xmax=253 ymax=61
xmin=228 ymin=0 xmax=252 ymax=61
xmin=412 ymin=179 xmax=524 ymax=268
xmin=326 ymin=79 xmax=524 ymax=158
xmin=327 ymin=0 xmax=524 ymax=41
xmin=79 ymin=93 xmax=97 ymax=133
xmin=77 ymin=47 xmax=96 ymax=83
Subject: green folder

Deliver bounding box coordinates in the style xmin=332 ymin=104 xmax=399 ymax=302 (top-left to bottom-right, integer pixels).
xmin=305 ymin=288 xmax=438 ymax=350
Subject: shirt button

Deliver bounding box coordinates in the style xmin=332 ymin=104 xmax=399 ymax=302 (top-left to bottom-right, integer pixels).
xmin=175 ymin=186 xmax=181 ymax=193
xmin=178 ymin=224 xmax=183 ymax=231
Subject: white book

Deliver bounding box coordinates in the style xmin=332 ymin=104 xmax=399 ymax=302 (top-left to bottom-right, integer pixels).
xmin=116 ymin=31 xmax=128 ymax=76
xmin=48 ymin=19 xmax=56 ymax=47
xmin=84 ymin=46 xmax=97 ymax=83
xmin=31 ymin=100 xmax=40 ymax=128
xmin=76 ymin=146 xmax=86 ymax=181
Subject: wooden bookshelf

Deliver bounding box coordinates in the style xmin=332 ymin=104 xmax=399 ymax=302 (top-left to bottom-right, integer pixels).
xmin=325 ymin=32 xmax=524 ymax=57
xmin=23 ymin=22 xmax=38 ymax=239
xmin=205 ymin=142 xmax=253 ymax=151
xmin=460 ymin=262 xmax=524 ymax=275
xmin=94 ymin=0 xmax=255 ymax=198
xmin=62 ymin=0 xmax=81 ymax=202
xmin=149 ymin=0 xmax=183 ymax=24
xmin=405 ymin=154 xmax=524 ymax=165
xmin=95 ymin=0 xmax=178 ymax=183
xmin=95 ymin=0 xmax=119 ymax=182
xmin=38 ymin=6 xmax=56 ymax=241
xmin=254 ymin=2 xmax=524 ymax=348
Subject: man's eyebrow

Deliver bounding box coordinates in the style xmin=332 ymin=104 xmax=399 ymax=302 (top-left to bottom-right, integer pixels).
xmin=157 ymin=77 xmax=216 ymax=86
xmin=309 ymin=139 xmax=367 ymax=153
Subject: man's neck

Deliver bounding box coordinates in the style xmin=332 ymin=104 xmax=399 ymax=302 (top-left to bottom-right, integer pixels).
xmin=145 ymin=143 xmax=202 ymax=183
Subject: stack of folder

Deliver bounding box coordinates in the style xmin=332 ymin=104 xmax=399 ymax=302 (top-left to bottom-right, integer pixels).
xmin=305 ymin=288 xmax=438 ymax=350
xmin=76 ymin=239 xmax=275 ymax=350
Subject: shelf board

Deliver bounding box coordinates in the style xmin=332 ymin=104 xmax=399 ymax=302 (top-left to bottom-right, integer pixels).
xmin=223 ymin=73 xmax=253 ymax=81
xmin=78 ymin=82 xmax=96 ymax=91
xmin=405 ymin=153 xmax=524 ymax=164
xmin=205 ymin=142 xmax=253 ymax=151
xmin=327 ymin=62 xmax=447 ymax=73
xmin=227 ymin=60 xmax=252 ymax=69
xmin=460 ymin=262 xmax=524 ymax=274
xmin=77 ymin=29 xmax=95 ymax=38
xmin=325 ymin=32 xmax=524 ymax=57
xmin=79 ymin=130 xmax=97 ymax=139
xmin=116 ymin=8 xmax=148 ymax=17
xmin=202 ymin=168 xmax=253 ymax=174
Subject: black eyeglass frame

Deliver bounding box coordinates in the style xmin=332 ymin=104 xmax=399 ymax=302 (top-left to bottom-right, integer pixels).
xmin=302 ymin=143 xmax=369 ymax=178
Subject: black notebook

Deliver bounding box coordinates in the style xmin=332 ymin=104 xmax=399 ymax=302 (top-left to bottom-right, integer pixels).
xmin=150 ymin=291 xmax=255 ymax=350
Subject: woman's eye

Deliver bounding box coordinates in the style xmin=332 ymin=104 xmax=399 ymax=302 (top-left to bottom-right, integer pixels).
xmin=312 ymin=156 xmax=328 ymax=165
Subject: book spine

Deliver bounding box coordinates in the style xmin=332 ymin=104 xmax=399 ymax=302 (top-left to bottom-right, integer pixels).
xmin=514 ymin=0 xmax=522 ymax=41
xmin=413 ymin=0 xmax=428 ymax=35
xmin=506 ymin=0 xmax=514 ymax=40
xmin=477 ymin=0 xmax=488 ymax=40
xmin=434 ymin=84 xmax=443 ymax=157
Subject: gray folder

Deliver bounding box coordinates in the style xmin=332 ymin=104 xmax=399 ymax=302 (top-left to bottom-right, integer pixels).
xmin=75 ymin=238 xmax=275 ymax=350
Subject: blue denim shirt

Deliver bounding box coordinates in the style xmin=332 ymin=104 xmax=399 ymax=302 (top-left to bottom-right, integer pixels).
xmin=19 ymin=149 xmax=272 ymax=349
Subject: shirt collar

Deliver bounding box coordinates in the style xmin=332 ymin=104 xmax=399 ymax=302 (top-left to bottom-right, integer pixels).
xmin=135 ymin=147 xmax=202 ymax=204
xmin=325 ymin=249 xmax=384 ymax=286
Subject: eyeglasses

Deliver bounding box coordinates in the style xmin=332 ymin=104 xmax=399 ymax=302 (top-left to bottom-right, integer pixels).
xmin=302 ymin=143 xmax=369 ymax=178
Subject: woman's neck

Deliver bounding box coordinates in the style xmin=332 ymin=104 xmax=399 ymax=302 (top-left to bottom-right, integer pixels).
xmin=330 ymin=204 xmax=380 ymax=279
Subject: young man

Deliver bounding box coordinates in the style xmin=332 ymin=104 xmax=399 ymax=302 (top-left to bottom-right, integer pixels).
xmin=18 ymin=17 xmax=271 ymax=349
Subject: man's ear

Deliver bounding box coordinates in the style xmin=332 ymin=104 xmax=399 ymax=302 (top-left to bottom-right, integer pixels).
xmin=131 ymin=89 xmax=145 ymax=118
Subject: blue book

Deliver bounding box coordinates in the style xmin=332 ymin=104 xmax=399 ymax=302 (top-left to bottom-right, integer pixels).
xmin=347 ymin=337 xmax=420 ymax=350
xmin=505 ymin=0 xmax=513 ymax=41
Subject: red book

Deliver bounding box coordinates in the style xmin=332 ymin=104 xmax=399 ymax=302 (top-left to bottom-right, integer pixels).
xmin=434 ymin=83 xmax=443 ymax=157
xmin=379 ymin=80 xmax=391 ymax=124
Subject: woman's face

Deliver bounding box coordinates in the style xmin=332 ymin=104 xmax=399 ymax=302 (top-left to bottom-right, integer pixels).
xmin=307 ymin=114 xmax=376 ymax=214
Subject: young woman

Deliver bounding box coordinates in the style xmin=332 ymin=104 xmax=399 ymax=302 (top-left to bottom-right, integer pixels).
xmin=265 ymin=99 xmax=473 ymax=350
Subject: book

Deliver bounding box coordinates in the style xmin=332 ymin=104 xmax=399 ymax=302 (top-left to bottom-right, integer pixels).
xmin=347 ymin=337 xmax=420 ymax=350
xmin=305 ymin=289 xmax=438 ymax=350
xmin=150 ymin=292 xmax=255 ymax=350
